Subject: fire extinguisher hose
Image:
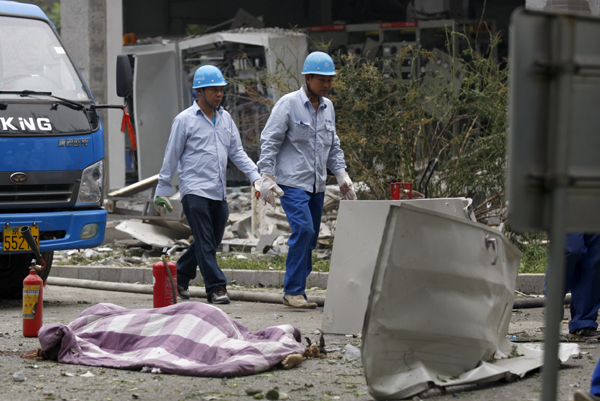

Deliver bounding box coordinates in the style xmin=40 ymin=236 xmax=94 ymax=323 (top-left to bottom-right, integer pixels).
xmin=19 ymin=226 xmax=46 ymax=269
xmin=162 ymin=254 xmax=177 ymax=305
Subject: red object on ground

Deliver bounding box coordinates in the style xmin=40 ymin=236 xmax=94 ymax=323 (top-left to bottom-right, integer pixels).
xmin=23 ymin=269 xmax=43 ymax=337
xmin=390 ymin=182 xmax=413 ymax=200
xmin=153 ymin=259 xmax=177 ymax=308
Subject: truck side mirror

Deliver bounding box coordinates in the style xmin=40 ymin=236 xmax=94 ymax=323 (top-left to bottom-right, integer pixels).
xmin=116 ymin=54 xmax=133 ymax=98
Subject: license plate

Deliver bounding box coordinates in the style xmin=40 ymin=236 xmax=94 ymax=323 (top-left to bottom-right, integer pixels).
xmin=3 ymin=226 xmax=39 ymax=252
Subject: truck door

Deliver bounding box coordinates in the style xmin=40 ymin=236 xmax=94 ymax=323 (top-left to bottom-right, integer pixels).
xmin=132 ymin=49 xmax=181 ymax=181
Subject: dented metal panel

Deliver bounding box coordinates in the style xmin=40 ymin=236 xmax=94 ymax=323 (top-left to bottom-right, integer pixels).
xmin=362 ymin=203 xmax=521 ymax=399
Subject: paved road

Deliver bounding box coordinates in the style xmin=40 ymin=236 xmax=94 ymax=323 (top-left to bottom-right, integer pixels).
xmin=0 ymin=285 xmax=597 ymax=401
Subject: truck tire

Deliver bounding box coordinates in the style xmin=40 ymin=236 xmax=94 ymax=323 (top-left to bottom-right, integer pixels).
xmin=0 ymin=252 xmax=54 ymax=299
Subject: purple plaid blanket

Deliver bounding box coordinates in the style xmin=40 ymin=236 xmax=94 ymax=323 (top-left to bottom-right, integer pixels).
xmin=38 ymin=302 xmax=306 ymax=377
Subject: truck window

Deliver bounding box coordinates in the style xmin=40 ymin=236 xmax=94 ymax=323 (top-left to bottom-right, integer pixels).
xmin=0 ymin=15 xmax=90 ymax=101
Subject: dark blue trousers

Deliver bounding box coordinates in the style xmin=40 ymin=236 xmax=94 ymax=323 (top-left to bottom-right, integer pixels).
xmin=561 ymin=234 xmax=600 ymax=331
xmin=176 ymin=194 xmax=228 ymax=301
xmin=279 ymin=185 xmax=324 ymax=297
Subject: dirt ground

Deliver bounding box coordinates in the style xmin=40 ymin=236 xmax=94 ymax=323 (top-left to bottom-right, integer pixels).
xmin=0 ymin=286 xmax=598 ymax=401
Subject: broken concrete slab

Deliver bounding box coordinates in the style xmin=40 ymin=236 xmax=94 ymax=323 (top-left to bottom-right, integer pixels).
xmin=115 ymin=220 xmax=189 ymax=248
xmin=220 ymin=238 xmax=260 ymax=252
xmin=255 ymin=233 xmax=280 ymax=253
xmin=230 ymin=214 xmax=253 ymax=239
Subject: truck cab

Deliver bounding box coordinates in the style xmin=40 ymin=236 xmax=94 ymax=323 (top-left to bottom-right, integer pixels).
xmin=0 ymin=1 xmax=107 ymax=297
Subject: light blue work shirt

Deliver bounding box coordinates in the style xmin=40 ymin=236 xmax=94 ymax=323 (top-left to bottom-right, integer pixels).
xmin=257 ymin=86 xmax=347 ymax=193
xmin=156 ymin=101 xmax=260 ymax=201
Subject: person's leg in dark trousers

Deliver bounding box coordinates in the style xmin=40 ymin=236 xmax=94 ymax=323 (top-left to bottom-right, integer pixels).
xmin=569 ymin=234 xmax=600 ymax=331
xmin=176 ymin=194 xmax=228 ymax=301
xmin=279 ymin=185 xmax=324 ymax=298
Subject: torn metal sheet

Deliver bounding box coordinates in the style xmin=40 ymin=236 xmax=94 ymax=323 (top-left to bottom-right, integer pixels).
xmin=375 ymin=341 xmax=579 ymax=399
xmin=361 ymin=203 xmax=579 ymax=399
xmin=115 ymin=220 xmax=188 ymax=248
xmin=322 ymin=198 xmax=475 ymax=335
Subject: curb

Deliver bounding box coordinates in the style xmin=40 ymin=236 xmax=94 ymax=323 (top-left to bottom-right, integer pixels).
xmin=50 ymin=266 xmax=546 ymax=294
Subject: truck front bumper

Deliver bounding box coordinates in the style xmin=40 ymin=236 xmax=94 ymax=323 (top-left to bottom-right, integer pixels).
xmin=0 ymin=209 xmax=107 ymax=253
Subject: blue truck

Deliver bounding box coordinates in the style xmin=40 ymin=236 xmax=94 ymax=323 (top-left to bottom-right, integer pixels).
xmin=0 ymin=1 xmax=108 ymax=297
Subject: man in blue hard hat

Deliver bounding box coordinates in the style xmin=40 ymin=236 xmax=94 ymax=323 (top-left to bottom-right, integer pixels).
xmin=258 ymin=51 xmax=356 ymax=309
xmin=154 ymin=65 xmax=260 ymax=304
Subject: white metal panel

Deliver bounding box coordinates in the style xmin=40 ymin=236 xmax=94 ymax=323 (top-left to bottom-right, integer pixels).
xmin=321 ymin=198 xmax=475 ymax=335
xmin=132 ymin=48 xmax=181 ymax=181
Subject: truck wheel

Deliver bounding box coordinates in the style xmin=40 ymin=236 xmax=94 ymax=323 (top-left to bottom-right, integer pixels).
xmin=0 ymin=252 xmax=54 ymax=299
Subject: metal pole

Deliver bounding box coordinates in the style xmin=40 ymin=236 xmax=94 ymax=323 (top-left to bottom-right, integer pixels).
xmin=541 ymin=188 xmax=567 ymax=401
xmin=541 ymin=14 xmax=573 ymax=401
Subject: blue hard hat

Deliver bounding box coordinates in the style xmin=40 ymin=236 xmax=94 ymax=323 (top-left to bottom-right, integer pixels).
xmin=302 ymin=51 xmax=336 ymax=75
xmin=192 ymin=65 xmax=228 ymax=89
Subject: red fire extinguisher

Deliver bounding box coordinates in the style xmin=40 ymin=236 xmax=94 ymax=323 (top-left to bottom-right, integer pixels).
xmin=153 ymin=247 xmax=177 ymax=308
xmin=23 ymin=263 xmax=43 ymax=337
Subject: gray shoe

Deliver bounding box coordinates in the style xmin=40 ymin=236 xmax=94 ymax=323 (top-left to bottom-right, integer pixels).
xmin=177 ymin=285 xmax=190 ymax=300
xmin=574 ymin=390 xmax=600 ymax=401
xmin=210 ymin=287 xmax=230 ymax=304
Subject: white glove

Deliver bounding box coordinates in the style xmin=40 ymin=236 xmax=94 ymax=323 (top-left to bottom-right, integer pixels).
xmin=336 ymin=172 xmax=356 ymax=200
xmin=252 ymin=179 xmax=261 ymax=201
xmin=259 ymin=173 xmax=284 ymax=206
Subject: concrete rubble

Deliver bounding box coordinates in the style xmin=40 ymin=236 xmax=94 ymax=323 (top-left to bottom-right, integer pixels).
xmin=53 ymin=184 xmax=345 ymax=267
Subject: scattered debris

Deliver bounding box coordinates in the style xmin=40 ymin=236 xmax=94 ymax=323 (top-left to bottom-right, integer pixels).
xmin=256 ymin=234 xmax=280 ymax=254
xmin=343 ymin=344 xmax=361 ymax=361
xmin=304 ymin=329 xmax=327 ymax=359
xmin=103 ymin=183 xmax=343 ymax=256
xmin=12 ymin=370 xmax=25 ymax=382
xmin=140 ymin=366 xmax=162 ymax=374
xmin=245 ymin=388 xmax=262 ymax=396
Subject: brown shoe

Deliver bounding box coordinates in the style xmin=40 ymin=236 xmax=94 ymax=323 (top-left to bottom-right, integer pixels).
xmin=574 ymin=390 xmax=600 ymax=401
xmin=283 ymin=294 xmax=317 ymax=309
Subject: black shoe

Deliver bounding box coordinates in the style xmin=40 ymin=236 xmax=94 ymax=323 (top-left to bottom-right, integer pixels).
xmin=210 ymin=287 xmax=230 ymax=304
xmin=177 ymin=285 xmax=190 ymax=300
xmin=569 ymin=327 xmax=600 ymax=339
